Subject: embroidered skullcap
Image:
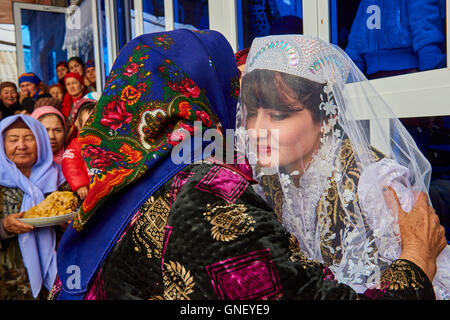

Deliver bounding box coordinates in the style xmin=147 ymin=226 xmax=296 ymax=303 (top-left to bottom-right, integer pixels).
xmin=246 ymin=35 xmax=351 ymax=84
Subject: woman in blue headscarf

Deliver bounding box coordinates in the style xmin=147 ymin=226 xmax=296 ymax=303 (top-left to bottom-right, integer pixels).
xmin=18 ymin=73 xmax=48 ymax=101
xmin=50 ymin=29 xmax=441 ymax=301
xmin=0 ymin=114 xmax=67 ymax=299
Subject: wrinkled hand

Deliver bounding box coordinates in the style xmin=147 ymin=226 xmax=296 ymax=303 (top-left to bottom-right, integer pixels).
xmin=2 ymin=212 xmax=34 ymax=235
xmin=77 ymin=186 xmax=88 ymax=200
xmin=385 ymin=187 xmax=446 ymax=282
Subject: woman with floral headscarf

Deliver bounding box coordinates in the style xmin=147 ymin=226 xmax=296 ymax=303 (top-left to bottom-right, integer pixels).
xmin=237 ymin=34 xmax=450 ymax=299
xmin=50 ymin=30 xmax=442 ymax=301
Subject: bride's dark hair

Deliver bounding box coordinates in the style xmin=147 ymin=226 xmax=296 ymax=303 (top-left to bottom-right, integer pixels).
xmin=241 ymin=69 xmax=327 ymax=123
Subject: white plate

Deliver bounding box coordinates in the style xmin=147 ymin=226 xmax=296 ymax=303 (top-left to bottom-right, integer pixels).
xmin=19 ymin=211 xmax=76 ymax=228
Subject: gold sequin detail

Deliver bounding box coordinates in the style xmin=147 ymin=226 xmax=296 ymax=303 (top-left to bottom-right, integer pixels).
xmin=150 ymin=261 xmax=195 ymax=300
xmin=132 ymin=195 xmax=171 ymax=259
xmin=380 ymin=260 xmax=424 ymax=291
xmin=203 ymin=202 xmax=255 ymax=242
xmin=287 ymin=234 xmax=321 ymax=269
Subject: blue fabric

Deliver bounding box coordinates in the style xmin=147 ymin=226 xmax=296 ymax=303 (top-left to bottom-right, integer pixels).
xmin=0 ymin=114 xmax=65 ymax=297
xmin=345 ymin=0 xmax=446 ymax=74
xmin=56 ymin=29 xmax=239 ymax=299
xmin=18 ymin=73 xmax=41 ymax=86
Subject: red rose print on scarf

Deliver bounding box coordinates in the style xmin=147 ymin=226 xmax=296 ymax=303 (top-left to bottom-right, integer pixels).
xmin=123 ymin=63 xmax=139 ymax=77
xmin=168 ymin=78 xmax=201 ymax=98
xmin=83 ymin=146 xmax=124 ymax=170
xmin=100 ymin=100 xmax=132 ymax=130
xmin=195 ymin=110 xmax=212 ymax=126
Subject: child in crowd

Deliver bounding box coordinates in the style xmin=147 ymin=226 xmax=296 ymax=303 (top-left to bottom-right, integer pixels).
xmin=62 ymin=100 xmax=96 ymax=200
xmin=48 ymin=84 xmax=65 ymax=103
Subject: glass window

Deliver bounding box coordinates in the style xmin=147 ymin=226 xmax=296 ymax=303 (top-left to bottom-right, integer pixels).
xmin=330 ymin=0 xmax=447 ymax=79
xmin=116 ymin=0 xmax=134 ymax=50
xmin=142 ymin=0 xmax=166 ymax=33
xmin=21 ymin=24 xmax=32 ymax=74
xmin=238 ymin=0 xmax=303 ymax=50
xmin=330 ymin=0 xmax=449 ymax=201
xmin=398 ymin=115 xmax=450 ymax=182
xmin=20 ymin=9 xmax=66 ymax=85
xmin=99 ymin=0 xmax=111 ymax=74
xmin=173 ymin=0 xmax=209 ymax=30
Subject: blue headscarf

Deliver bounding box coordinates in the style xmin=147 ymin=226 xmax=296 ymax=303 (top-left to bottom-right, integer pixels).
xmin=18 ymin=73 xmax=44 ymax=100
xmin=0 ymin=114 xmax=65 ymax=298
xmin=56 ymin=29 xmax=240 ymax=299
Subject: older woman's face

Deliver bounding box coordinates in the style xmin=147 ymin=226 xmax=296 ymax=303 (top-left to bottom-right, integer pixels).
xmin=19 ymin=81 xmax=38 ymax=97
xmin=39 ymin=114 xmax=65 ymax=153
xmin=69 ymin=60 xmax=84 ymax=76
xmin=0 ymin=86 xmax=18 ymax=107
xmin=65 ymin=77 xmax=83 ymax=97
xmin=4 ymin=127 xmax=37 ymax=170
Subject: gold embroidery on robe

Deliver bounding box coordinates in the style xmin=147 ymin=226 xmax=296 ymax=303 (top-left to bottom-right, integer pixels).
xmin=132 ymin=195 xmax=171 ymax=259
xmin=287 ymin=235 xmax=321 ymax=269
xmin=151 ymin=261 xmax=195 ymax=300
xmin=203 ymin=202 xmax=255 ymax=242
xmin=258 ymin=138 xmax=388 ymax=279
xmin=380 ymin=260 xmax=424 ymax=291
xmin=258 ymin=173 xmax=283 ymax=222
xmin=316 ymin=139 xmax=387 ymax=267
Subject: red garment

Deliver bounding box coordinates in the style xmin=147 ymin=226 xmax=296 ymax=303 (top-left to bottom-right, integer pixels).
xmin=61 ymin=93 xmax=83 ymax=118
xmin=62 ymin=137 xmax=90 ymax=192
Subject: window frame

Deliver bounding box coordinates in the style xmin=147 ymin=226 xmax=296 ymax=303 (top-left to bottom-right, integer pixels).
xmin=313 ymin=0 xmax=450 ymax=121
xmin=13 ymin=2 xmax=67 ymax=77
xmin=312 ymin=0 xmax=450 ymax=153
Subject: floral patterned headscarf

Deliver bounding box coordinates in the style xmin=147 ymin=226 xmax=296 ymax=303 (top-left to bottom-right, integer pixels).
xmin=73 ymin=29 xmax=239 ymax=231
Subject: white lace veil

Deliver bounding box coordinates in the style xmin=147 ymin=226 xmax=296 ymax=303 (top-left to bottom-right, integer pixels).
xmin=235 ymin=34 xmax=450 ymax=298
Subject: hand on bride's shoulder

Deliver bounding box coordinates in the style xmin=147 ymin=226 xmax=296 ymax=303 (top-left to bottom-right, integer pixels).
xmin=387 ymin=187 xmax=446 ymax=282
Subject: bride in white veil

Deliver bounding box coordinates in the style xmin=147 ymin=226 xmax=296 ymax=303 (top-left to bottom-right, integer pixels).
xmin=235 ymin=34 xmax=450 ymax=299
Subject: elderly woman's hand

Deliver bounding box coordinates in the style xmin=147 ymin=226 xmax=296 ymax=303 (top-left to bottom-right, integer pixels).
xmin=2 ymin=212 xmax=34 ymax=235
xmin=387 ymin=187 xmax=447 ymax=282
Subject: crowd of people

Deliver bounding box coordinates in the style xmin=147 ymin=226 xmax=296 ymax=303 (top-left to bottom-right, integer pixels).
xmin=0 ymin=29 xmax=448 ymax=302
xmin=0 ymin=55 xmax=99 ymax=299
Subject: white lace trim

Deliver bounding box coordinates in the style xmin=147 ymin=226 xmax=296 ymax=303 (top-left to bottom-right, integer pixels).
xmin=279 ymin=128 xmax=341 ymax=260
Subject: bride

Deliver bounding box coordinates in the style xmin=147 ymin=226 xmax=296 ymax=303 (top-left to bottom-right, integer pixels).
xmin=236 ymin=34 xmax=450 ymax=299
